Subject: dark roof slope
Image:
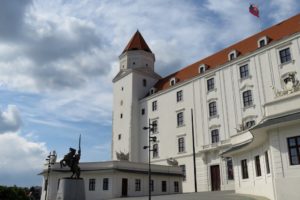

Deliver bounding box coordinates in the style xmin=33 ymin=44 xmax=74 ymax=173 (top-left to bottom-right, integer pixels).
xmin=154 ymin=13 xmax=300 ymax=92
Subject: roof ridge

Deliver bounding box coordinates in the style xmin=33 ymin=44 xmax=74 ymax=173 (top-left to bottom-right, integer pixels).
xmin=153 ymin=13 xmax=300 ymax=92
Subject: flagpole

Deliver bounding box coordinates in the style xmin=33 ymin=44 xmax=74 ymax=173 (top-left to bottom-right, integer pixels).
xmin=257 ymin=3 xmax=263 ymax=31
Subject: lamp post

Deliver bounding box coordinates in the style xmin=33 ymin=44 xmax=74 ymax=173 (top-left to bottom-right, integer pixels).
xmin=143 ymin=119 xmax=157 ymax=200
xmin=44 ymin=151 xmax=57 ymax=200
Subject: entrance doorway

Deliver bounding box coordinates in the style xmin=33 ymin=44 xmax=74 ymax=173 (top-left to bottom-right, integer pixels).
xmin=210 ymin=165 xmax=220 ymax=191
xmin=122 ymin=178 xmax=128 ymax=196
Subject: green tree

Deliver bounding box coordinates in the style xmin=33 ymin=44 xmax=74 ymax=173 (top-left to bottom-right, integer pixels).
xmin=0 ymin=185 xmax=30 ymax=200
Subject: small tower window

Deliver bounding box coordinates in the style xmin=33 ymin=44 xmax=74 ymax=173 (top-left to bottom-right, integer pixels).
xmin=120 ymin=113 xmax=123 ymax=118
xmin=141 ymin=108 xmax=145 ymax=115
xmin=121 ymin=87 xmax=124 ymax=91
xmin=143 ymin=79 xmax=147 ymax=87
xmin=133 ymin=62 xmax=136 ymax=65
xmin=118 ymin=134 xmax=121 ymax=140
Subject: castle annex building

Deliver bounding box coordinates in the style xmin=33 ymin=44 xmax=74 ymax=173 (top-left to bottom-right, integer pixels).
xmin=112 ymin=13 xmax=300 ymax=200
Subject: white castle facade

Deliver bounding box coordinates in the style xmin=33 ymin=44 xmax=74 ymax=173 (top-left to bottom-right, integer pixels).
xmin=112 ymin=14 xmax=300 ymax=200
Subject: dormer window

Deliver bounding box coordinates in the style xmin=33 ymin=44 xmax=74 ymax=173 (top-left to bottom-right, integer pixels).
xmin=257 ymin=36 xmax=269 ymax=48
xmin=150 ymin=87 xmax=156 ymax=95
xmin=170 ymin=77 xmax=177 ymax=86
xmin=228 ymin=50 xmax=238 ymax=61
xmin=198 ymin=64 xmax=208 ymax=74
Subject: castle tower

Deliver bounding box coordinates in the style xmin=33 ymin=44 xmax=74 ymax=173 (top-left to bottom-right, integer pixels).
xmin=112 ymin=31 xmax=161 ymax=162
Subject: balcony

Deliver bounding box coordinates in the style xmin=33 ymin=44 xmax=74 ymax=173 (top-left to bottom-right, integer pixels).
xmin=201 ymin=139 xmax=231 ymax=151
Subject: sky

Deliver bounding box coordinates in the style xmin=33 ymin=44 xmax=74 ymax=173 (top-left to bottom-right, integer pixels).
xmin=0 ymin=0 xmax=300 ymax=187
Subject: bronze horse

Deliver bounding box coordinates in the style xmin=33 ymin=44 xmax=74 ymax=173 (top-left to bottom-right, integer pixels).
xmin=60 ymin=148 xmax=81 ymax=179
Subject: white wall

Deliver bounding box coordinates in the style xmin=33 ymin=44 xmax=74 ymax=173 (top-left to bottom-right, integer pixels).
xmin=269 ymin=123 xmax=300 ymax=200
xmin=40 ymin=170 xmax=182 ymax=200
xmin=133 ymin=33 xmax=300 ymax=194
xmin=233 ymin=144 xmax=275 ymax=200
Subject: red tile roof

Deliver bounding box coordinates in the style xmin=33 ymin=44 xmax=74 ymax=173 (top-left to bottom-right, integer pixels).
xmin=122 ymin=30 xmax=152 ymax=54
xmin=154 ymin=13 xmax=300 ymax=92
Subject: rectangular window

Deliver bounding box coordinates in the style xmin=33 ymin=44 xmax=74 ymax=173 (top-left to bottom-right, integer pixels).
xmin=153 ymin=144 xmax=159 ymax=158
xmin=177 ymin=112 xmax=184 ymax=127
xmin=152 ymin=120 xmax=158 ymax=133
xmin=229 ymin=53 xmax=235 ymax=60
xmin=227 ymin=158 xmax=234 ymax=180
xmin=265 ymin=151 xmax=270 ymax=174
xmin=287 ymin=136 xmax=300 ymax=165
xmin=177 ymin=90 xmax=183 ymax=102
xmin=199 ymin=66 xmax=205 ymax=73
xmin=255 ymin=155 xmax=262 ymax=177
xmin=152 ymin=101 xmax=157 ymax=111
xmin=89 ymin=179 xmax=96 ymax=191
xmin=240 ymin=64 xmax=249 ymax=79
xmin=161 ymin=181 xmax=167 ymax=192
xmin=180 ymin=165 xmax=186 ymax=181
xmin=150 ymin=180 xmax=154 ymax=192
xmin=174 ymin=181 xmax=179 ymax=192
xmin=241 ymin=159 xmax=249 ymax=179
xmin=279 ymin=48 xmax=291 ymax=64
xmin=243 ymin=90 xmax=253 ymax=107
xmin=118 ymin=134 xmax=121 ymax=140
xmin=211 ymin=129 xmax=219 ymax=143
xmin=178 ymin=137 xmax=185 ymax=153
xmin=209 ymin=102 xmax=217 ymax=117
xmin=135 ymin=179 xmax=141 ymax=191
xmin=103 ymin=178 xmax=109 ymax=190
xmin=143 ymin=79 xmax=147 ymax=87
xmin=141 ymin=108 xmax=145 ymax=115
xmin=207 ymin=78 xmax=215 ymax=91
xmin=259 ymin=39 xmax=266 ymax=47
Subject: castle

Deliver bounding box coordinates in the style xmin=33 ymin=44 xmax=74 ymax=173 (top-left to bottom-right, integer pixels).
xmin=111 ymin=13 xmax=300 ymax=200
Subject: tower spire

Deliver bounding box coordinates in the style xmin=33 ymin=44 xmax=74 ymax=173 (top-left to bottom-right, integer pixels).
xmin=122 ymin=30 xmax=152 ymax=54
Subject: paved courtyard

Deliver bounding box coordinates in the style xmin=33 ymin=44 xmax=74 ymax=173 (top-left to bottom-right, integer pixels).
xmin=112 ymin=191 xmax=270 ymax=200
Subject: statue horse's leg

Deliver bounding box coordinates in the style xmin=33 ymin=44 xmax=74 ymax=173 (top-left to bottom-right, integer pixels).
xmin=76 ymin=168 xmax=80 ymax=179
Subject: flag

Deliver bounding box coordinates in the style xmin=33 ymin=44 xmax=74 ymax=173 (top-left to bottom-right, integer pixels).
xmin=249 ymin=4 xmax=259 ymax=18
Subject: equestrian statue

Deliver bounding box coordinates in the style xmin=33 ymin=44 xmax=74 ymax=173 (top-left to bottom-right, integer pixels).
xmin=60 ymin=135 xmax=81 ymax=179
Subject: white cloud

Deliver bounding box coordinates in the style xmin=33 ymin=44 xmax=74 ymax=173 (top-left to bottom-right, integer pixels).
xmin=0 ymin=132 xmax=48 ymax=186
xmin=0 ymin=0 xmax=299 ymax=187
xmin=268 ymin=0 xmax=299 ymax=21
xmin=0 ymin=105 xmax=22 ymax=134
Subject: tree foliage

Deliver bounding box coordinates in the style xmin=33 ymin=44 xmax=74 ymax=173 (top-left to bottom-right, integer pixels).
xmin=0 ymin=185 xmax=30 ymax=200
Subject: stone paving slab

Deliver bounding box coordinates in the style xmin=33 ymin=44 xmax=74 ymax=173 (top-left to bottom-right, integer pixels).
xmin=112 ymin=191 xmax=270 ymax=200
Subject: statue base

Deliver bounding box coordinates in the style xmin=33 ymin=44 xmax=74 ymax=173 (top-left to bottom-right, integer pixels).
xmin=56 ymin=178 xmax=85 ymax=200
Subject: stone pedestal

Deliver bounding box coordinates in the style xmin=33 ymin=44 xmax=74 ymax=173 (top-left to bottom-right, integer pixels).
xmin=56 ymin=178 xmax=85 ymax=200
